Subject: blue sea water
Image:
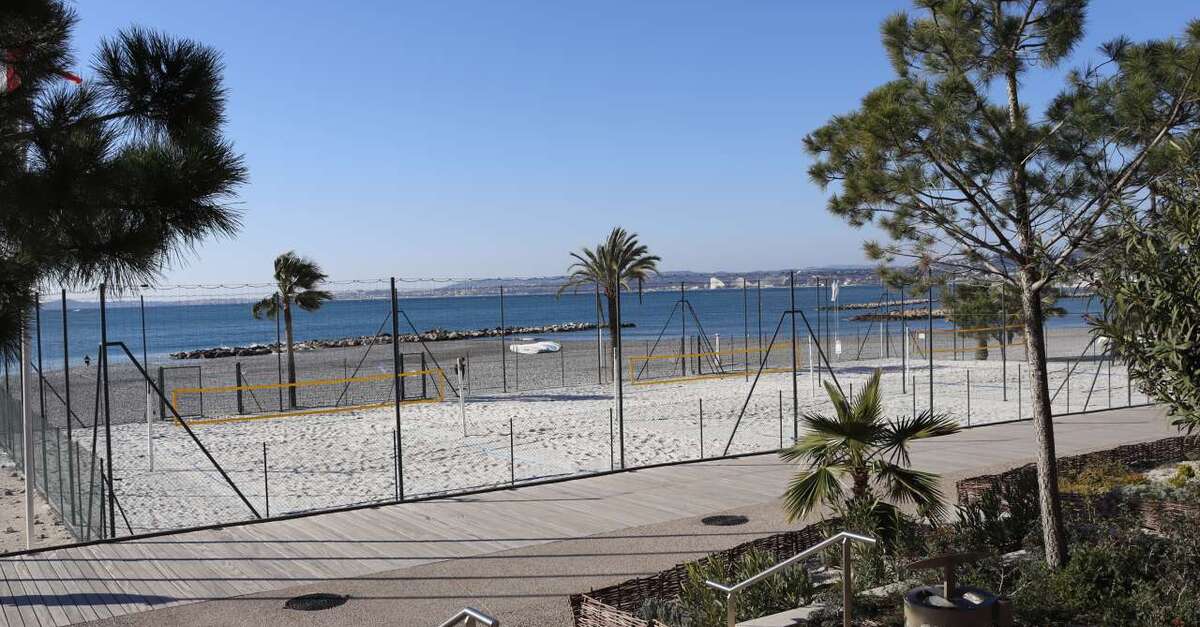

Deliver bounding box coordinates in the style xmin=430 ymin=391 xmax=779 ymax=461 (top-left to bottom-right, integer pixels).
xmin=23 ymin=285 xmax=1100 ymax=369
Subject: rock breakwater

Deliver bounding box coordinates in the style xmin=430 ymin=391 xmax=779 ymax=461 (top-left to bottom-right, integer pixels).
xmin=169 ymin=321 xmax=633 ymax=360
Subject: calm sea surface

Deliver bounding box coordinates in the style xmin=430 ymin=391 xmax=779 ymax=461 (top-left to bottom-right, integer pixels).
xmin=25 ymin=285 xmax=1099 ymax=368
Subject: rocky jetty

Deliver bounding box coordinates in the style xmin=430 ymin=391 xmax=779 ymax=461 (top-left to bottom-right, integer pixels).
xmin=851 ymin=308 xmax=947 ymax=321
xmin=169 ymin=321 xmax=633 ymax=360
xmin=826 ymin=298 xmax=927 ymax=311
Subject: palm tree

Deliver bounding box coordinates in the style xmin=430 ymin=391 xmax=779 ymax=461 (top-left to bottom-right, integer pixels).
xmin=559 ymin=227 xmax=660 ymax=468
xmin=252 ymin=252 xmax=333 ymax=408
xmin=781 ymin=369 xmax=960 ymax=523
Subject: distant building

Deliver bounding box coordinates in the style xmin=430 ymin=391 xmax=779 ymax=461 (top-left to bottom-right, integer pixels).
xmin=709 ymin=277 xmax=726 ymax=289
xmin=731 ymin=277 xmax=748 ymax=288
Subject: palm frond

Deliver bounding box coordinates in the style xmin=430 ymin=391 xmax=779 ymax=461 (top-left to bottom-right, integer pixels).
xmin=294 ymin=288 xmax=333 ymax=312
xmin=250 ymin=295 xmax=278 ymax=320
xmin=560 ymin=227 xmax=659 ymax=298
xmin=781 ymin=466 xmax=845 ymax=523
xmin=876 ymin=410 xmax=961 ymax=466
xmin=871 ymin=461 xmax=948 ymax=521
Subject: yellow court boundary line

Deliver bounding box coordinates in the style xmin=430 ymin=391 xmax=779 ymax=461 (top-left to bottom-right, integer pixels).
xmin=630 ymin=366 xmax=796 ymax=387
xmin=171 ymin=368 xmax=444 ymax=426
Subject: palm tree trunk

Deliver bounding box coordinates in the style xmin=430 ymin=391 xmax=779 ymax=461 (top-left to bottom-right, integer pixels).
xmin=283 ymin=299 xmax=298 ymax=409
xmin=852 ymin=469 xmax=869 ymax=501
xmin=607 ymin=293 xmax=624 ymax=469
xmin=1019 ymin=268 xmax=1067 ymax=569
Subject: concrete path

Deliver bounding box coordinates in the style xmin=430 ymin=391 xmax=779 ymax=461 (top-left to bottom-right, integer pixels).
xmin=0 ymin=406 xmax=1174 ymax=627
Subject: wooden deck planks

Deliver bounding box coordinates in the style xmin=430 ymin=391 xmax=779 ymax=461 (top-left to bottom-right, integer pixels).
xmin=0 ymin=406 xmax=1176 ymax=626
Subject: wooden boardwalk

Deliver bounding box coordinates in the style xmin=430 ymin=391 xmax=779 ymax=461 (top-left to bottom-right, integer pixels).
xmin=0 ymin=406 xmax=1175 ymax=626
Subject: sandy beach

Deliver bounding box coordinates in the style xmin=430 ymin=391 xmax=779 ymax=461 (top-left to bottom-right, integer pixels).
xmin=48 ymin=324 xmax=1143 ymax=536
xmin=2 ymin=323 xmax=1144 ymax=538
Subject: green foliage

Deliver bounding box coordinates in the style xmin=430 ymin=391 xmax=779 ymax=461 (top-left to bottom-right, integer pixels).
xmin=0 ymin=0 xmax=245 ymax=358
xmin=953 ymin=471 xmax=1041 ymax=553
xmin=558 ymin=226 xmax=660 ymax=376
xmin=1169 ymin=463 xmax=1196 ymax=488
xmin=805 ymin=0 xmax=1200 ymax=567
xmin=637 ymin=598 xmax=693 ymax=627
xmin=942 ymin=283 xmax=1065 ymax=359
xmin=676 ymin=549 xmax=817 ymax=627
xmin=1058 ymin=461 xmax=1144 ymax=496
xmin=251 ymin=252 xmax=332 ymax=407
xmin=780 ymin=369 xmax=961 ymax=522
xmin=1092 ymin=161 xmax=1200 ymax=434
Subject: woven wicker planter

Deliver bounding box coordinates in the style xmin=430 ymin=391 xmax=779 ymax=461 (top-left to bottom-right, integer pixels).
xmin=569 ymin=519 xmax=838 ymax=626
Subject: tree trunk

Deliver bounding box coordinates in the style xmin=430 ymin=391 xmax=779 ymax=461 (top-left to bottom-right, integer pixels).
xmin=851 ymin=468 xmax=869 ymax=500
xmin=1019 ymin=269 xmax=1068 ymax=569
xmin=607 ymin=293 xmax=624 ymax=468
xmin=974 ymin=335 xmax=989 ymax=361
xmin=283 ymin=299 xmax=297 ymax=409
xmin=1006 ymin=61 xmax=1067 ymax=569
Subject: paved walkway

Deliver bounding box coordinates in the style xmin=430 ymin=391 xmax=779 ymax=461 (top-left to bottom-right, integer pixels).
xmin=0 ymin=406 xmax=1174 ymax=627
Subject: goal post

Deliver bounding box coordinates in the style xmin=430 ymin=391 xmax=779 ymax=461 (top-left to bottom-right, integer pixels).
xmin=170 ymin=368 xmax=445 ymax=426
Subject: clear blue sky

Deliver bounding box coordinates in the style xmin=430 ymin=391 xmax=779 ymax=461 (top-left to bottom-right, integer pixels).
xmin=70 ymin=1 xmax=1198 ymax=284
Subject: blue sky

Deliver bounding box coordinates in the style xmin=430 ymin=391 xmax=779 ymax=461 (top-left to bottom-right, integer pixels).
xmin=70 ymin=1 xmax=1199 ymax=284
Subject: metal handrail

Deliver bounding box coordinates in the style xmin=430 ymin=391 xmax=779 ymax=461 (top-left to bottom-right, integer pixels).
xmin=436 ymin=607 xmax=499 ymax=627
xmin=705 ymin=530 xmax=876 ymax=627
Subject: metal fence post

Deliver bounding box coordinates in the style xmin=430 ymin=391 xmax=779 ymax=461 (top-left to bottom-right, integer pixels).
xmin=789 ymin=271 xmax=798 ymax=442
xmin=1127 ymin=363 xmax=1132 ymax=405
xmin=778 ymin=390 xmax=784 ymax=448
xmin=98 ymin=459 xmax=107 ymax=540
xmin=1065 ymin=363 xmax=1071 ymax=413
xmin=157 ymin=366 xmax=165 ymax=420
xmin=509 ymin=418 xmax=516 ymax=485
xmin=35 ymin=294 xmax=48 ymax=496
xmin=262 ymin=442 xmax=269 ymax=517
xmin=235 ymin=362 xmax=244 ymax=415
xmin=20 ymin=313 xmax=35 ymax=550
xmin=609 ymin=409 xmax=614 ymax=471
xmin=1018 ymin=364 xmax=1023 ymax=421
xmin=99 ymin=283 xmax=115 ymax=538
xmin=62 ymin=289 xmax=77 ymax=526
xmin=699 ymin=398 xmax=704 ymax=459
xmin=499 ymin=286 xmax=507 ymax=393
xmin=421 ymin=353 xmax=428 ymax=398
xmin=1107 ymin=355 xmax=1112 ymax=408
xmin=390 ymin=278 xmax=405 ymax=501
xmin=966 ymin=370 xmax=971 ymax=427
xmin=912 ymin=376 xmax=917 ymax=417
xmin=1001 ymin=289 xmax=1008 ymax=401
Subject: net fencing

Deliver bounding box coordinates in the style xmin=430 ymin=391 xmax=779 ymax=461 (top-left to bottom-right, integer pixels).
xmin=0 ymin=276 xmax=1155 ymax=547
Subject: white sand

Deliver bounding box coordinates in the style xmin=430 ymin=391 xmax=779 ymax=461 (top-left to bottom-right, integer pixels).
xmin=80 ymin=355 xmax=1147 ymax=534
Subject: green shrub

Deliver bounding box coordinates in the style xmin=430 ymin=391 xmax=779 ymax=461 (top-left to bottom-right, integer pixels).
xmin=1168 ymin=463 xmax=1196 ymax=488
xmin=676 ymin=548 xmax=817 ymax=627
xmin=637 ymin=598 xmax=693 ymax=626
xmin=1059 ymin=461 xmax=1144 ymax=496
xmin=954 ymin=471 xmax=1040 ymax=553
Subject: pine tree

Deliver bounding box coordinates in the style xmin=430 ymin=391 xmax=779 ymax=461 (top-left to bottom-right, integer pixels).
xmin=1 ymin=1 xmax=245 ymax=357
xmin=804 ymin=1 xmax=1200 ymax=568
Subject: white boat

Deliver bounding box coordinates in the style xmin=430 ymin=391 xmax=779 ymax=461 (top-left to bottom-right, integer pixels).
xmin=508 ymin=340 xmax=561 ymax=355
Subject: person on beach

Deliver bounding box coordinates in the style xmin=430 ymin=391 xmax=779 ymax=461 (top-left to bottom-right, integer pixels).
xmin=84 ymin=355 xmax=91 ymax=367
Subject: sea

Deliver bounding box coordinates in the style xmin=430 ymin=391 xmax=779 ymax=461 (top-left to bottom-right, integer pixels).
xmin=23 ymin=285 xmax=1101 ymax=368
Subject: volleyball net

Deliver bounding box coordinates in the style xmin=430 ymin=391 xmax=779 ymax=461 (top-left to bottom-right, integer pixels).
xmin=628 ymin=342 xmax=803 ymax=386
xmin=170 ymin=368 xmax=445 ymax=425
